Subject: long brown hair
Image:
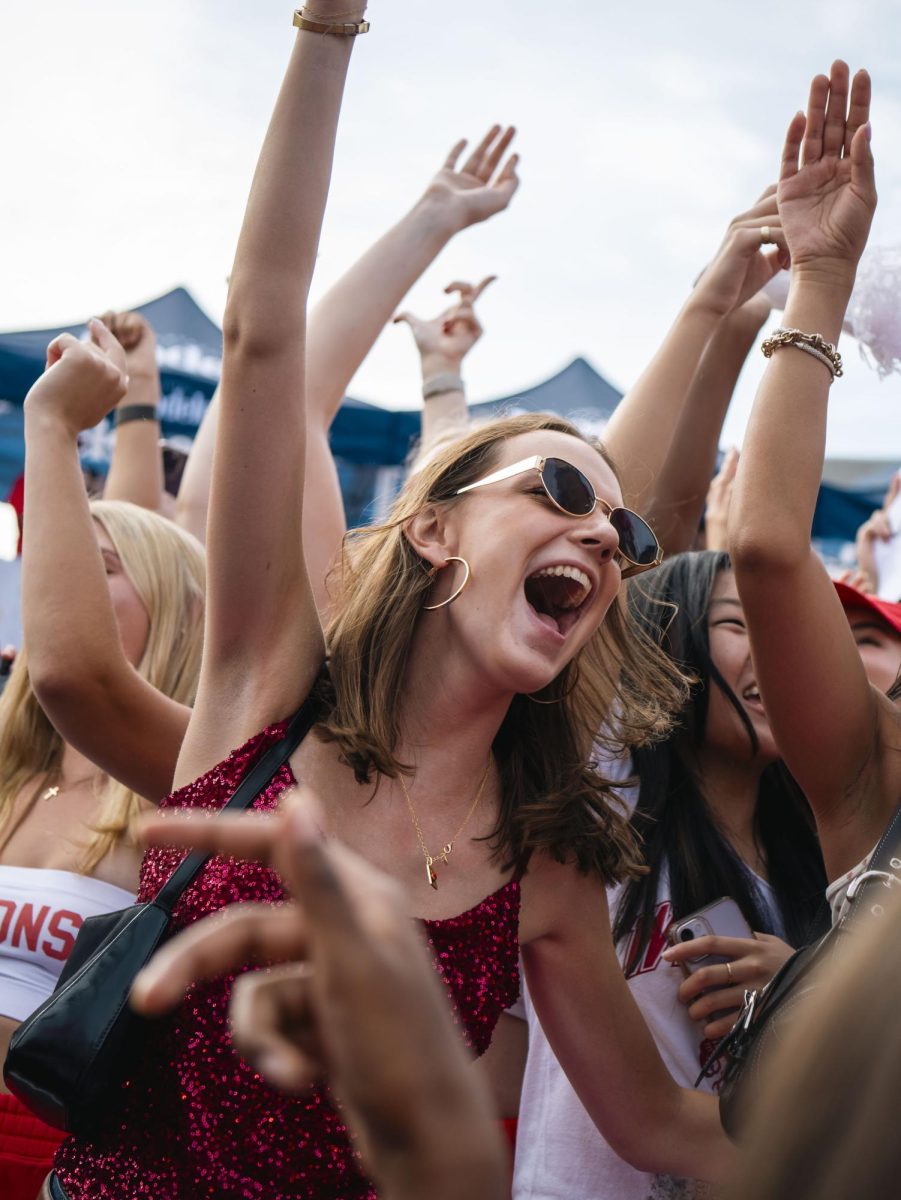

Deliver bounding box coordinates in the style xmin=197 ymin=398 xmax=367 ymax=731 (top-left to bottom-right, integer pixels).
xmin=0 ymin=500 xmax=205 ymax=873
xmin=318 ymin=414 xmax=690 ymax=884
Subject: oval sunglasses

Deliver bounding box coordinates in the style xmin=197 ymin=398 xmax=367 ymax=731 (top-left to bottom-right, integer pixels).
xmin=456 ymin=455 xmax=663 ymax=579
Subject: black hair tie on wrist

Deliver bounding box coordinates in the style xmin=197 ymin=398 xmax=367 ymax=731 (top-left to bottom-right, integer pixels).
xmin=114 ymin=404 xmax=159 ymax=427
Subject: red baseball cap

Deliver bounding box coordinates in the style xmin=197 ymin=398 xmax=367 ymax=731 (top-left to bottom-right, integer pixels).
xmin=834 ymin=581 xmax=901 ymax=636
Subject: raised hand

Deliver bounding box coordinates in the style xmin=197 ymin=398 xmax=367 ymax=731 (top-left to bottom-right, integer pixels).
xmin=692 ymin=186 xmax=789 ymax=319
xmin=704 ymin=446 xmax=739 ymax=552
xmin=421 ymin=126 xmax=519 ymax=231
xmin=394 ymin=276 xmax=495 ymax=372
xmin=100 ymin=310 xmax=159 ymax=382
xmin=778 ymin=61 xmax=876 ymax=282
xmin=25 ymin=317 xmax=128 ymax=435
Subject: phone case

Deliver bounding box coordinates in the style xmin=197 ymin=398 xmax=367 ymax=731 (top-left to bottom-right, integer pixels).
xmin=668 ymin=896 xmax=754 ymax=977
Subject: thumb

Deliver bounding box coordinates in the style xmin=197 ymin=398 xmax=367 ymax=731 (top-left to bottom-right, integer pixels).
xmin=88 ymin=316 xmax=119 ymax=357
xmin=46 ymin=332 xmax=81 ymax=370
xmin=850 ymin=121 xmax=876 ymax=199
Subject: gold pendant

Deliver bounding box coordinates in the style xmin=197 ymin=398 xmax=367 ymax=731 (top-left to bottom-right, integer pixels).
xmin=426 ymin=858 xmax=438 ymax=890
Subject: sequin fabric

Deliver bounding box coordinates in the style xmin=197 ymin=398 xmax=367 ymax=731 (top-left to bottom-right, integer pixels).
xmin=54 ymin=720 xmax=521 ymax=1199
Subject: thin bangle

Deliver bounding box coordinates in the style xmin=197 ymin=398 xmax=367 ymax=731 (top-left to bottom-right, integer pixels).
xmin=292 ymin=9 xmax=370 ymax=34
xmin=115 ymin=404 xmax=159 ymax=427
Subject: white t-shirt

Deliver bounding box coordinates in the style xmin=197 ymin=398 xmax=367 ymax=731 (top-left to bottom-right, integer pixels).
xmin=513 ymin=868 xmax=784 ymax=1200
xmin=0 ymin=865 xmax=135 ymax=1020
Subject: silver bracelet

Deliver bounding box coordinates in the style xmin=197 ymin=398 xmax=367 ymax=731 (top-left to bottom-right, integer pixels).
xmin=790 ymin=340 xmax=839 ymax=381
xmin=422 ymin=373 xmax=464 ymax=401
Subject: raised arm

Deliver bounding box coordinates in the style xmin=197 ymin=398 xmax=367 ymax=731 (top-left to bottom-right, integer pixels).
xmin=174 ymin=9 xmax=365 ymax=786
xmin=646 ymin=295 xmax=770 ymax=554
xmin=22 ymin=320 xmax=192 ymax=799
xmin=603 ymin=189 xmax=787 ymax=512
xmin=728 ymin=62 xmax=886 ymax=877
xmin=396 ymin=276 xmax=495 ymax=471
xmin=102 ymin=311 xmax=166 ymax=513
xmin=174 ymin=129 xmax=518 ymax=618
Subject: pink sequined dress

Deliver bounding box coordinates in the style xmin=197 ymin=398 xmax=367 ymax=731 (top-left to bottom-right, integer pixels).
xmin=53 ymin=719 xmax=521 ymax=1199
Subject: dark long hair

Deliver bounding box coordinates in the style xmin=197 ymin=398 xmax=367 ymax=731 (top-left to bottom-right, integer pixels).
xmin=614 ymin=551 xmax=829 ymax=975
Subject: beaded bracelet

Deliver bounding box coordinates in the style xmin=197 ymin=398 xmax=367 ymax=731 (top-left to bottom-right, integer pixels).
xmin=761 ymin=327 xmax=844 ymax=381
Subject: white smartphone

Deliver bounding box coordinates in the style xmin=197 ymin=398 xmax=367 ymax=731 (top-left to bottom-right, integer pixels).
xmin=667 ymin=896 xmax=753 ymax=978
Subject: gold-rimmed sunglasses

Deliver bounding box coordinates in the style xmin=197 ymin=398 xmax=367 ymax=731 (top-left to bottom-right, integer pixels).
xmin=456 ymin=455 xmax=663 ymax=578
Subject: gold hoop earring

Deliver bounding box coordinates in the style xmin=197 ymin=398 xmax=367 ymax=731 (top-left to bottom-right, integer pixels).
xmin=423 ymin=556 xmax=471 ymax=611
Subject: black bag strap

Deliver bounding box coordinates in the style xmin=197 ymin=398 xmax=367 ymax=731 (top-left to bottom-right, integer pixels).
xmin=841 ymin=799 xmax=901 ymax=929
xmin=155 ymin=689 xmax=321 ymax=912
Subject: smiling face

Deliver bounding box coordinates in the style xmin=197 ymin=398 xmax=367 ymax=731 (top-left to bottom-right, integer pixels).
xmin=704 ymin=568 xmax=779 ymax=764
xmin=94 ymin=522 xmax=151 ymax=668
xmin=420 ymin=429 xmax=626 ymax=697
xmin=844 ymin=606 xmax=901 ymax=695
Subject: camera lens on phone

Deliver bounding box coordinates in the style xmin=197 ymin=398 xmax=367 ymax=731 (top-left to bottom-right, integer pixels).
xmin=679 ymin=927 xmax=695 ymax=942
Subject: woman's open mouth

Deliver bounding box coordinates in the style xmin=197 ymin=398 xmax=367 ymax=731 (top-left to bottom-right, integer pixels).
xmin=523 ymin=565 xmax=593 ymax=637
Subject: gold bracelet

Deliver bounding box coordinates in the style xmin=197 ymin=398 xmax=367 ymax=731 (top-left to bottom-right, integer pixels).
xmin=760 ymin=327 xmax=843 ymax=380
xmin=292 ymin=9 xmax=370 ymax=34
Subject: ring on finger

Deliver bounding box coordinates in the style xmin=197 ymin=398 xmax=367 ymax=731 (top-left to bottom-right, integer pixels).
xmin=725 ymin=960 xmax=733 ymax=984
xmin=760 ymin=225 xmax=773 ymax=246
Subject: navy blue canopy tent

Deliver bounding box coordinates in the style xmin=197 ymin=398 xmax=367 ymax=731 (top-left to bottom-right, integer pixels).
xmin=0 ymin=287 xmax=882 ymax=539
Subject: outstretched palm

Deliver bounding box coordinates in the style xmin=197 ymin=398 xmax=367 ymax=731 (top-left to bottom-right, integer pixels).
xmin=423 ymin=126 xmax=520 ymax=229
xmin=777 ymin=62 xmax=876 ymax=273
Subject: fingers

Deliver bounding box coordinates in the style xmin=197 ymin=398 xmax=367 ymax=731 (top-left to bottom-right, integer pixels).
xmin=460 ymin=125 xmax=502 ymax=177
xmin=460 ymin=125 xmax=515 ymax=182
xmin=801 ymin=73 xmax=829 ymax=165
xmin=230 ymin=966 xmax=322 ymax=1092
xmin=687 ymin=986 xmax=745 ymax=1024
xmin=822 ymin=60 xmax=850 ymax=158
xmin=703 ymin=1011 xmax=743 ymax=1042
xmin=884 ymin=470 xmax=901 ymax=509
xmin=441 ymin=138 xmax=467 ymax=172
xmin=664 ymin=934 xmax=759 ymax=964
xmin=45 ymin=332 xmax=81 ymax=369
xmin=273 ymin=802 xmax=363 ymax=940
xmin=780 ymin=111 xmax=806 ymax=183
xmin=479 ymin=126 xmax=515 ymax=182
xmin=845 ymin=68 xmax=872 ymax=156
xmin=471 ymin=275 xmax=497 ymax=302
xmin=88 ymin=315 xmax=123 ymax=357
xmin=130 ymin=903 xmax=307 ymax=1015
xmin=137 ymin=808 xmax=283 ymax=868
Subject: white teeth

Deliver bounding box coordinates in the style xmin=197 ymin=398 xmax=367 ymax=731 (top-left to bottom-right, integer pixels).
xmin=743 ymin=687 xmax=761 ymax=702
xmin=530 ymin=565 xmax=591 ymax=607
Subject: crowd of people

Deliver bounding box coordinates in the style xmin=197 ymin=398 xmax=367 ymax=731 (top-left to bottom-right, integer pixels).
xmin=0 ymin=8 xmax=899 ymax=1200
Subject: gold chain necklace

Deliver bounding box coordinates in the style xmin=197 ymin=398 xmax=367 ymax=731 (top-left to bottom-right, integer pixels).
xmin=398 ymin=760 xmax=491 ymax=890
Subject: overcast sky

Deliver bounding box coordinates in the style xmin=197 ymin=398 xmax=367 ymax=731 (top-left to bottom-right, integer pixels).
xmin=4 ymin=0 xmax=901 ymax=464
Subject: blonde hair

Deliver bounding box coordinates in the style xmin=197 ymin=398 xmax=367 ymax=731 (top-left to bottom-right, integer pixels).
xmin=318 ymin=414 xmax=691 ymax=884
xmin=0 ymin=500 xmax=205 ymax=873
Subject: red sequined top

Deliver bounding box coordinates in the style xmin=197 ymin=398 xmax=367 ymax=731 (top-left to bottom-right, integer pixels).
xmin=54 ymin=720 xmax=521 ymax=1199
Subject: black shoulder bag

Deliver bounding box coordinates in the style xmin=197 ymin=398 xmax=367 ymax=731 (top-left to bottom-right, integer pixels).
xmin=3 ymin=694 xmax=318 ymax=1137
xmin=701 ymin=801 xmax=901 ymax=1139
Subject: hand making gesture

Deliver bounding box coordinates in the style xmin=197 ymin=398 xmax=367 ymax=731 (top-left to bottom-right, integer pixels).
xmin=394 ymin=276 xmax=495 ymax=372
xmin=777 ymin=61 xmax=876 ymax=283
xmin=25 ymin=318 xmax=128 ymax=435
xmin=421 ymin=126 xmax=519 ymax=230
